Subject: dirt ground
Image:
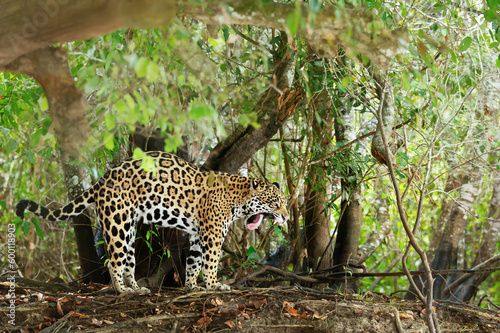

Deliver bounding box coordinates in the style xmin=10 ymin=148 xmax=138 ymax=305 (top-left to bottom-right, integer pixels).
xmin=1 ymin=281 xmax=499 ymax=333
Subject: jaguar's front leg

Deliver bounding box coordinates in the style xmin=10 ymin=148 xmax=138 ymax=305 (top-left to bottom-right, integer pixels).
xmin=200 ymin=232 xmax=230 ymax=291
xmin=185 ymin=234 xmax=204 ymax=292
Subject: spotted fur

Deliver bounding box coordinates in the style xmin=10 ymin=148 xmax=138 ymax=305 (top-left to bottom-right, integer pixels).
xmin=16 ymin=152 xmax=288 ymax=294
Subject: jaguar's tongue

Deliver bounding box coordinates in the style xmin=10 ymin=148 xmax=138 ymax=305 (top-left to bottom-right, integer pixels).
xmin=247 ymin=214 xmax=264 ymax=230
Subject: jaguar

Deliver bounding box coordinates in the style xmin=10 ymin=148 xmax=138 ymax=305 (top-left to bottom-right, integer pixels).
xmin=16 ymin=151 xmax=289 ymax=294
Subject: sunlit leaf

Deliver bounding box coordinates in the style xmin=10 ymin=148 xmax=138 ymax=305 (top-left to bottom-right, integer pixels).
xmin=103 ymin=132 xmax=114 ymax=150
xmin=135 ymin=57 xmax=150 ymax=78
xmin=104 ymin=113 xmax=115 ymax=130
xmin=190 ymin=104 xmax=215 ymax=120
xmin=40 ymin=97 xmax=49 ymax=111
xmin=287 ymin=12 xmax=299 ymax=35
xmin=458 ymin=37 xmax=472 ymax=52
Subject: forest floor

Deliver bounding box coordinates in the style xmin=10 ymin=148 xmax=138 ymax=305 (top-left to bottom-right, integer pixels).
xmin=1 ymin=279 xmax=499 ymax=333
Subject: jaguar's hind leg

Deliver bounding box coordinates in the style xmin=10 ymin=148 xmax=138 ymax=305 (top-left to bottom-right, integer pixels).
xmin=107 ymin=251 xmax=133 ymax=294
xmin=122 ymin=224 xmax=150 ymax=293
xmin=103 ymin=212 xmax=134 ymax=294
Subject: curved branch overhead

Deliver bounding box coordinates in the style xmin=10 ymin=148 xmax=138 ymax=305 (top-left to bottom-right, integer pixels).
xmin=0 ymin=0 xmax=407 ymax=69
xmin=0 ymin=0 xmax=176 ymax=66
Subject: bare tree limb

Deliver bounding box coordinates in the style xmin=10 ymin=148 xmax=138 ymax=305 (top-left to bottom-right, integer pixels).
xmin=376 ymin=78 xmax=440 ymax=333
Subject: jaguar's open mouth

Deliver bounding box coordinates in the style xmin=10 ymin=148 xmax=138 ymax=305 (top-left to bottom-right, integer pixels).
xmin=246 ymin=214 xmax=276 ymax=230
xmin=246 ymin=214 xmax=263 ymax=230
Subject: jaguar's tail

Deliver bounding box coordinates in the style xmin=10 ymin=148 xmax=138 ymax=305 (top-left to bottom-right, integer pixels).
xmin=16 ymin=186 xmax=96 ymax=221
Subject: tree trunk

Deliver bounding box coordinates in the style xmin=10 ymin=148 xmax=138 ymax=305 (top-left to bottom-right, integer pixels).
xmin=303 ymin=91 xmax=335 ymax=278
xmin=358 ymin=176 xmax=392 ymax=264
xmin=331 ymin=106 xmax=363 ymax=292
xmin=429 ymin=156 xmax=462 ymax=262
xmin=405 ymin=155 xmax=463 ymax=300
xmin=431 ymin=167 xmax=481 ymax=299
xmin=371 ymin=81 xmax=396 ymax=167
xmin=2 ymin=46 xmax=104 ymax=283
xmin=442 ymin=67 xmax=500 ymax=302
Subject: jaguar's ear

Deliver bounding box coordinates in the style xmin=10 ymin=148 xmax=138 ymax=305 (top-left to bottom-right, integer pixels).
xmin=272 ymin=182 xmax=280 ymax=189
xmin=250 ymin=179 xmax=263 ymax=193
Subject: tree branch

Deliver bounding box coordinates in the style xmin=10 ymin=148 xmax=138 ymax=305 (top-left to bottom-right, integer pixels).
xmin=1 ymin=1 xmax=407 ymax=69
xmin=179 ymin=0 xmax=407 ymax=69
xmin=0 ymin=0 xmax=176 ymax=66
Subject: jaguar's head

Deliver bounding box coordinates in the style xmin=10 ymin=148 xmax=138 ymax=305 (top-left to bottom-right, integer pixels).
xmin=245 ymin=179 xmax=289 ymax=230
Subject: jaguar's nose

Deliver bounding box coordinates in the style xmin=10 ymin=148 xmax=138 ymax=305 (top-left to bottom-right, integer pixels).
xmin=282 ymin=213 xmax=289 ymax=223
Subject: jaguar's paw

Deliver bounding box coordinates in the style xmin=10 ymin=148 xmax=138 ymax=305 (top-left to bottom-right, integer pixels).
xmin=118 ymin=287 xmax=135 ymax=296
xmin=211 ymin=283 xmax=231 ymax=292
xmin=186 ymin=285 xmax=206 ymax=293
xmin=136 ymin=287 xmax=151 ymax=294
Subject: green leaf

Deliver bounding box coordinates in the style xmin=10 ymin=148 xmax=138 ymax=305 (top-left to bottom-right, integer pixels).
xmin=104 ymin=113 xmax=115 ymax=130
xmin=484 ymin=9 xmax=497 ymax=22
xmin=25 ymin=148 xmax=35 ymax=164
xmin=104 ymin=53 xmax=113 ymax=71
xmin=164 ymin=136 xmax=183 ymax=153
xmin=31 ymin=218 xmax=44 ymax=239
xmin=0 ymin=126 xmax=10 ymax=136
xmin=103 ymin=132 xmax=114 ymax=150
xmin=341 ymin=77 xmax=351 ymax=89
xmin=309 ymin=0 xmax=321 ymax=13
xmin=247 ymin=252 xmax=261 ymax=262
xmin=189 ymin=104 xmax=215 ymax=120
xmin=141 ymin=155 xmax=157 ymax=174
xmin=449 ymin=50 xmax=458 ymax=64
xmin=487 ymin=0 xmax=499 ymax=11
xmin=23 ymin=220 xmax=30 ymax=235
xmin=8 ymin=139 xmax=18 ymax=151
xmin=287 ymin=12 xmax=299 ymax=35
xmin=40 ymin=97 xmax=49 ymax=111
xmin=84 ymin=76 xmax=100 ymax=92
xmin=114 ymin=99 xmax=127 ymax=114
xmin=146 ymin=62 xmax=159 ymax=82
xmin=458 ymin=37 xmax=472 ymax=52
xmin=247 ymin=245 xmax=257 ymax=256
xmin=133 ymin=147 xmax=145 ymax=159
xmin=269 ymin=36 xmax=282 ymax=45
xmin=135 ymin=57 xmax=150 ymax=78
xmin=274 ymin=225 xmax=284 ymax=243
xmin=15 ymin=220 xmax=22 ymax=238
xmin=31 ymin=129 xmax=42 ymax=147
xmin=222 ymin=25 xmax=229 ymax=42
xmin=238 ymin=114 xmax=250 ymax=127
xmin=401 ymin=70 xmax=410 ymax=90
xmin=41 ymin=117 xmax=52 ymax=135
